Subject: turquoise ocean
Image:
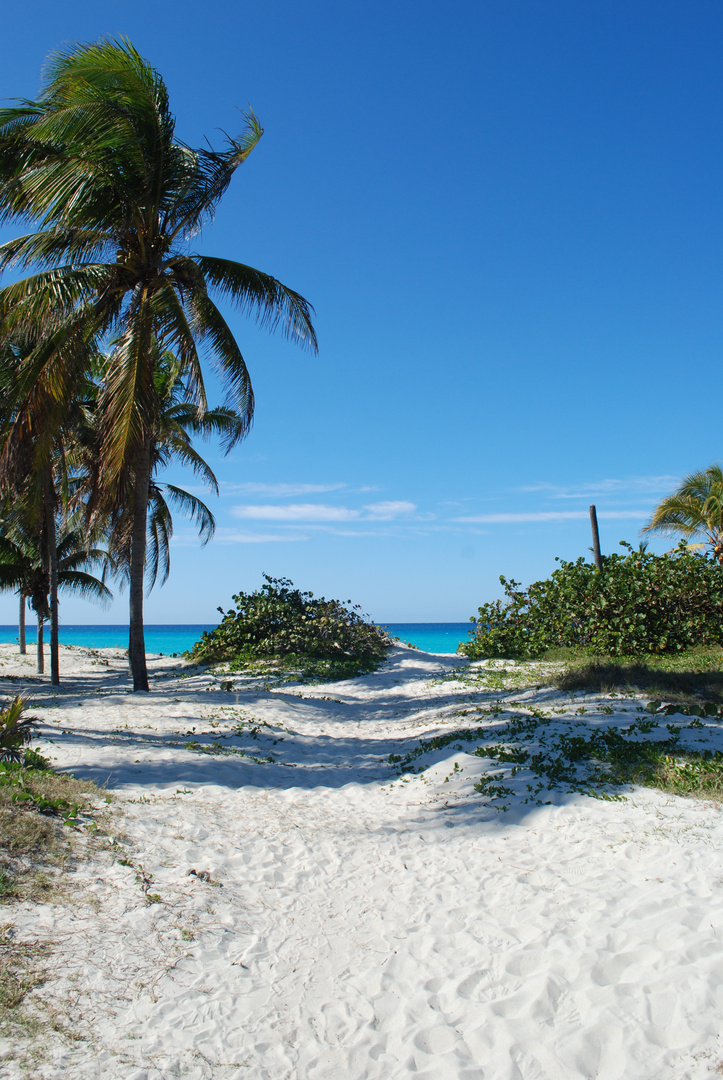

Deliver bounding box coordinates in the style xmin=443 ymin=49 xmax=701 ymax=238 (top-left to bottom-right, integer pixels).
xmin=0 ymin=622 xmax=473 ymax=657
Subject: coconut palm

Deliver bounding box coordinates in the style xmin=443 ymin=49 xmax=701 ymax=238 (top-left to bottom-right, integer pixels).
xmin=0 ymin=339 xmax=99 ymax=682
xmin=100 ymin=349 xmax=247 ymax=593
xmin=0 ymin=522 xmax=113 ymax=673
xmin=0 ymin=37 xmax=317 ymax=690
xmin=642 ymin=465 xmax=723 ymax=563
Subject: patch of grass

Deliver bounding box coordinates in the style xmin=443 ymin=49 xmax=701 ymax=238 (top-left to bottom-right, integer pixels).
xmin=0 ymin=760 xmax=102 ymax=903
xmin=0 ymin=763 xmax=103 ymax=1052
xmin=549 ymin=646 xmax=723 ymax=708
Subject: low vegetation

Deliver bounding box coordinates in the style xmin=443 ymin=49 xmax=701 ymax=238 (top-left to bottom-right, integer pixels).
xmin=0 ymin=698 xmax=103 ymax=1043
xmin=395 ymin=705 xmax=723 ymax=808
xmin=461 ymin=542 xmax=723 ymax=659
xmin=188 ymin=576 xmax=393 ymax=681
xmin=549 ymin=646 xmax=723 ymax=708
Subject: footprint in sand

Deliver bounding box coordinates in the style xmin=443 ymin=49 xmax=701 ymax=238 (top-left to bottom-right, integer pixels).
xmin=414 ymin=1026 xmax=457 ymax=1055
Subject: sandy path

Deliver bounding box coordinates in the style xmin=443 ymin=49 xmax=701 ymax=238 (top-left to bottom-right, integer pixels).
xmin=2 ymin=644 xmax=723 ymax=1079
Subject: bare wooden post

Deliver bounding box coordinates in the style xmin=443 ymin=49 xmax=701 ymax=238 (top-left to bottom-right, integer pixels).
xmin=589 ymin=504 xmax=603 ymax=571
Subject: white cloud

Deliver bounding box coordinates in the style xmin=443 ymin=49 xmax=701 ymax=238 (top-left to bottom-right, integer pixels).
xmin=363 ymin=500 xmax=417 ymax=520
xmin=520 ymin=475 xmax=679 ymax=500
xmin=220 ymin=482 xmax=347 ymax=497
xmin=231 ymin=500 xmax=417 ymax=523
xmin=454 ymin=510 xmax=649 ymax=524
xmin=232 ymin=503 xmax=360 ymax=522
xmin=213 ymin=529 xmax=308 ymax=543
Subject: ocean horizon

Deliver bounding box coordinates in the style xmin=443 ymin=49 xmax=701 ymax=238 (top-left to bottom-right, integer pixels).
xmin=0 ymin=622 xmax=474 ymax=657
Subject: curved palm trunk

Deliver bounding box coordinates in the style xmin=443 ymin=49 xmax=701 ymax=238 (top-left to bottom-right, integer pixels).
xmin=45 ymin=473 xmax=60 ymax=685
xmin=129 ymin=439 xmax=151 ymax=692
xmin=36 ymin=618 xmax=44 ymax=674
xmin=18 ymin=592 xmax=25 ymax=655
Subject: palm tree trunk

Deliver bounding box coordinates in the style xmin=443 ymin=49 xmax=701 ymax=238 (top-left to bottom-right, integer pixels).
xmin=18 ymin=593 xmax=26 ymax=655
xmin=37 ymin=618 xmax=44 ymax=675
xmin=45 ymin=473 xmax=60 ymax=686
xmin=129 ymin=438 xmax=151 ymax=692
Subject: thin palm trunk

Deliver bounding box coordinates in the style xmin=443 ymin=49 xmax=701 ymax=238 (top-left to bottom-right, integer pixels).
xmin=18 ymin=592 xmax=25 ymax=654
xmin=45 ymin=471 xmax=59 ymax=685
xmin=36 ymin=617 xmax=44 ymax=674
xmin=128 ymin=439 xmax=151 ymax=692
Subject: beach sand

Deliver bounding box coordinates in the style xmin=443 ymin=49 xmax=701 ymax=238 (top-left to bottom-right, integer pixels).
xmin=2 ymin=642 xmax=723 ymax=1079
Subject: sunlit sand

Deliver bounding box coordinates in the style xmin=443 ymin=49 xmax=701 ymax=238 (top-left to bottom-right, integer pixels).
xmin=3 ymin=643 xmax=723 ymax=1079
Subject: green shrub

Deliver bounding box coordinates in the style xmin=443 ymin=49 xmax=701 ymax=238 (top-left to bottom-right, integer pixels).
xmin=188 ymin=575 xmax=392 ymax=678
xmin=461 ymin=542 xmax=723 ymax=659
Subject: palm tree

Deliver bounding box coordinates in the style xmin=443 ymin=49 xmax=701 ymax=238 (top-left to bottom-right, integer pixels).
xmin=0 ymin=339 xmax=98 ymax=683
xmin=0 ymin=38 xmax=317 ymax=691
xmin=101 ymin=349 xmax=246 ymax=594
xmin=0 ymin=529 xmax=49 ymax=673
xmin=642 ymin=465 xmax=723 ymax=563
xmin=0 ymin=523 xmax=113 ymax=673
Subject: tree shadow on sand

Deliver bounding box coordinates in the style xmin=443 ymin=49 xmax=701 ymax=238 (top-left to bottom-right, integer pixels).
xmin=23 ymin=647 xmax=723 ymax=826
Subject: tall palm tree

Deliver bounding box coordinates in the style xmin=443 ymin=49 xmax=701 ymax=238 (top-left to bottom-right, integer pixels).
xmin=642 ymin=464 xmax=723 ymax=563
xmin=0 ymin=38 xmax=317 ymax=691
xmin=0 ymin=339 xmax=97 ymax=683
xmin=100 ymin=350 xmax=246 ymax=594
xmin=0 ymin=523 xmax=113 ymax=673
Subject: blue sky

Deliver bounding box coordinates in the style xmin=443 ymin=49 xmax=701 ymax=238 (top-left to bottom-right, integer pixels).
xmin=1 ymin=1 xmax=722 ymax=624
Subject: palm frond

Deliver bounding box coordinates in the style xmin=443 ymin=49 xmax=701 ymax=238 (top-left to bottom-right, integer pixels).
xmin=0 ymin=228 xmax=116 ymax=270
xmin=195 ymin=255 xmax=318 ymax=352
xmin=161 ymin=483 xmax=215 ymax=543
xmin=164 ymin=112 xmax=263 ymax=239
xmin=184 ymin=287 xmax=254 ymax=430
xmin=160 ymin=439 xmax=218 ymax=493
xmin=55 ymin=570 xmax=113 ymax=606
xmin=95 ymin=294 xmax=156 ymax=482
xmin=642 ymin=465 xmax=723 ymax=555
xmin=146 ymin=488 xmax=171 ymax=589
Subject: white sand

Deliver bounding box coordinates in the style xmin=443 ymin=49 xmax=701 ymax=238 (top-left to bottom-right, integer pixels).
xmin=2 ymin=642 xmax=723 ymax=1079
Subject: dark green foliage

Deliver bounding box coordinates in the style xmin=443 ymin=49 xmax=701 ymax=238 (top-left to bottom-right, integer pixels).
xmin=188 ymin=576 xmax=392 ymax=679
xmin=461 ymin=542 xmax=723 ymax=659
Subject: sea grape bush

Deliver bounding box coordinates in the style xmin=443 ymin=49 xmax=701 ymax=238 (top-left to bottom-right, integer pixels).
xmin=461 ymin=542 xmax=723 ymax=659
xmin=189 ymin=575 xmax=392 ymax=676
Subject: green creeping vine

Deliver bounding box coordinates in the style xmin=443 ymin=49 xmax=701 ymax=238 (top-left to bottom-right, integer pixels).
xmin=392 ymin=709 xmax=723 ymax=808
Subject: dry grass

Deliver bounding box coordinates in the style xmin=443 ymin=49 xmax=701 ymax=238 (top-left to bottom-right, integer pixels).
xmin=0 ymin=926 xmax=51 ymax=1012
xmin=0 ymin=764 xmax=102 ymax=904
xmin=0 ymin=761 xmax=105 ymax=1051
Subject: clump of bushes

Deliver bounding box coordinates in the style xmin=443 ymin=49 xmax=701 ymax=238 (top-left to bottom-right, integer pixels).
xmin=188 ymin=575 xmax=392 ymax=679
xmin=461 ymin=542 xmax=723 ymax=659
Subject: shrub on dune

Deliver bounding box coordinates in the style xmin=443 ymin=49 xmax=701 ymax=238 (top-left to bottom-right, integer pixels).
xmin=188 ymin=575 xmax=392 ymax=680
xmin=461 ymin=542 xmax=723 ymax=660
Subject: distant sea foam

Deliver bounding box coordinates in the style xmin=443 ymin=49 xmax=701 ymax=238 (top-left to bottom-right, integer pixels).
xmin=0 ymin=622 xmax=472 ymax=656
